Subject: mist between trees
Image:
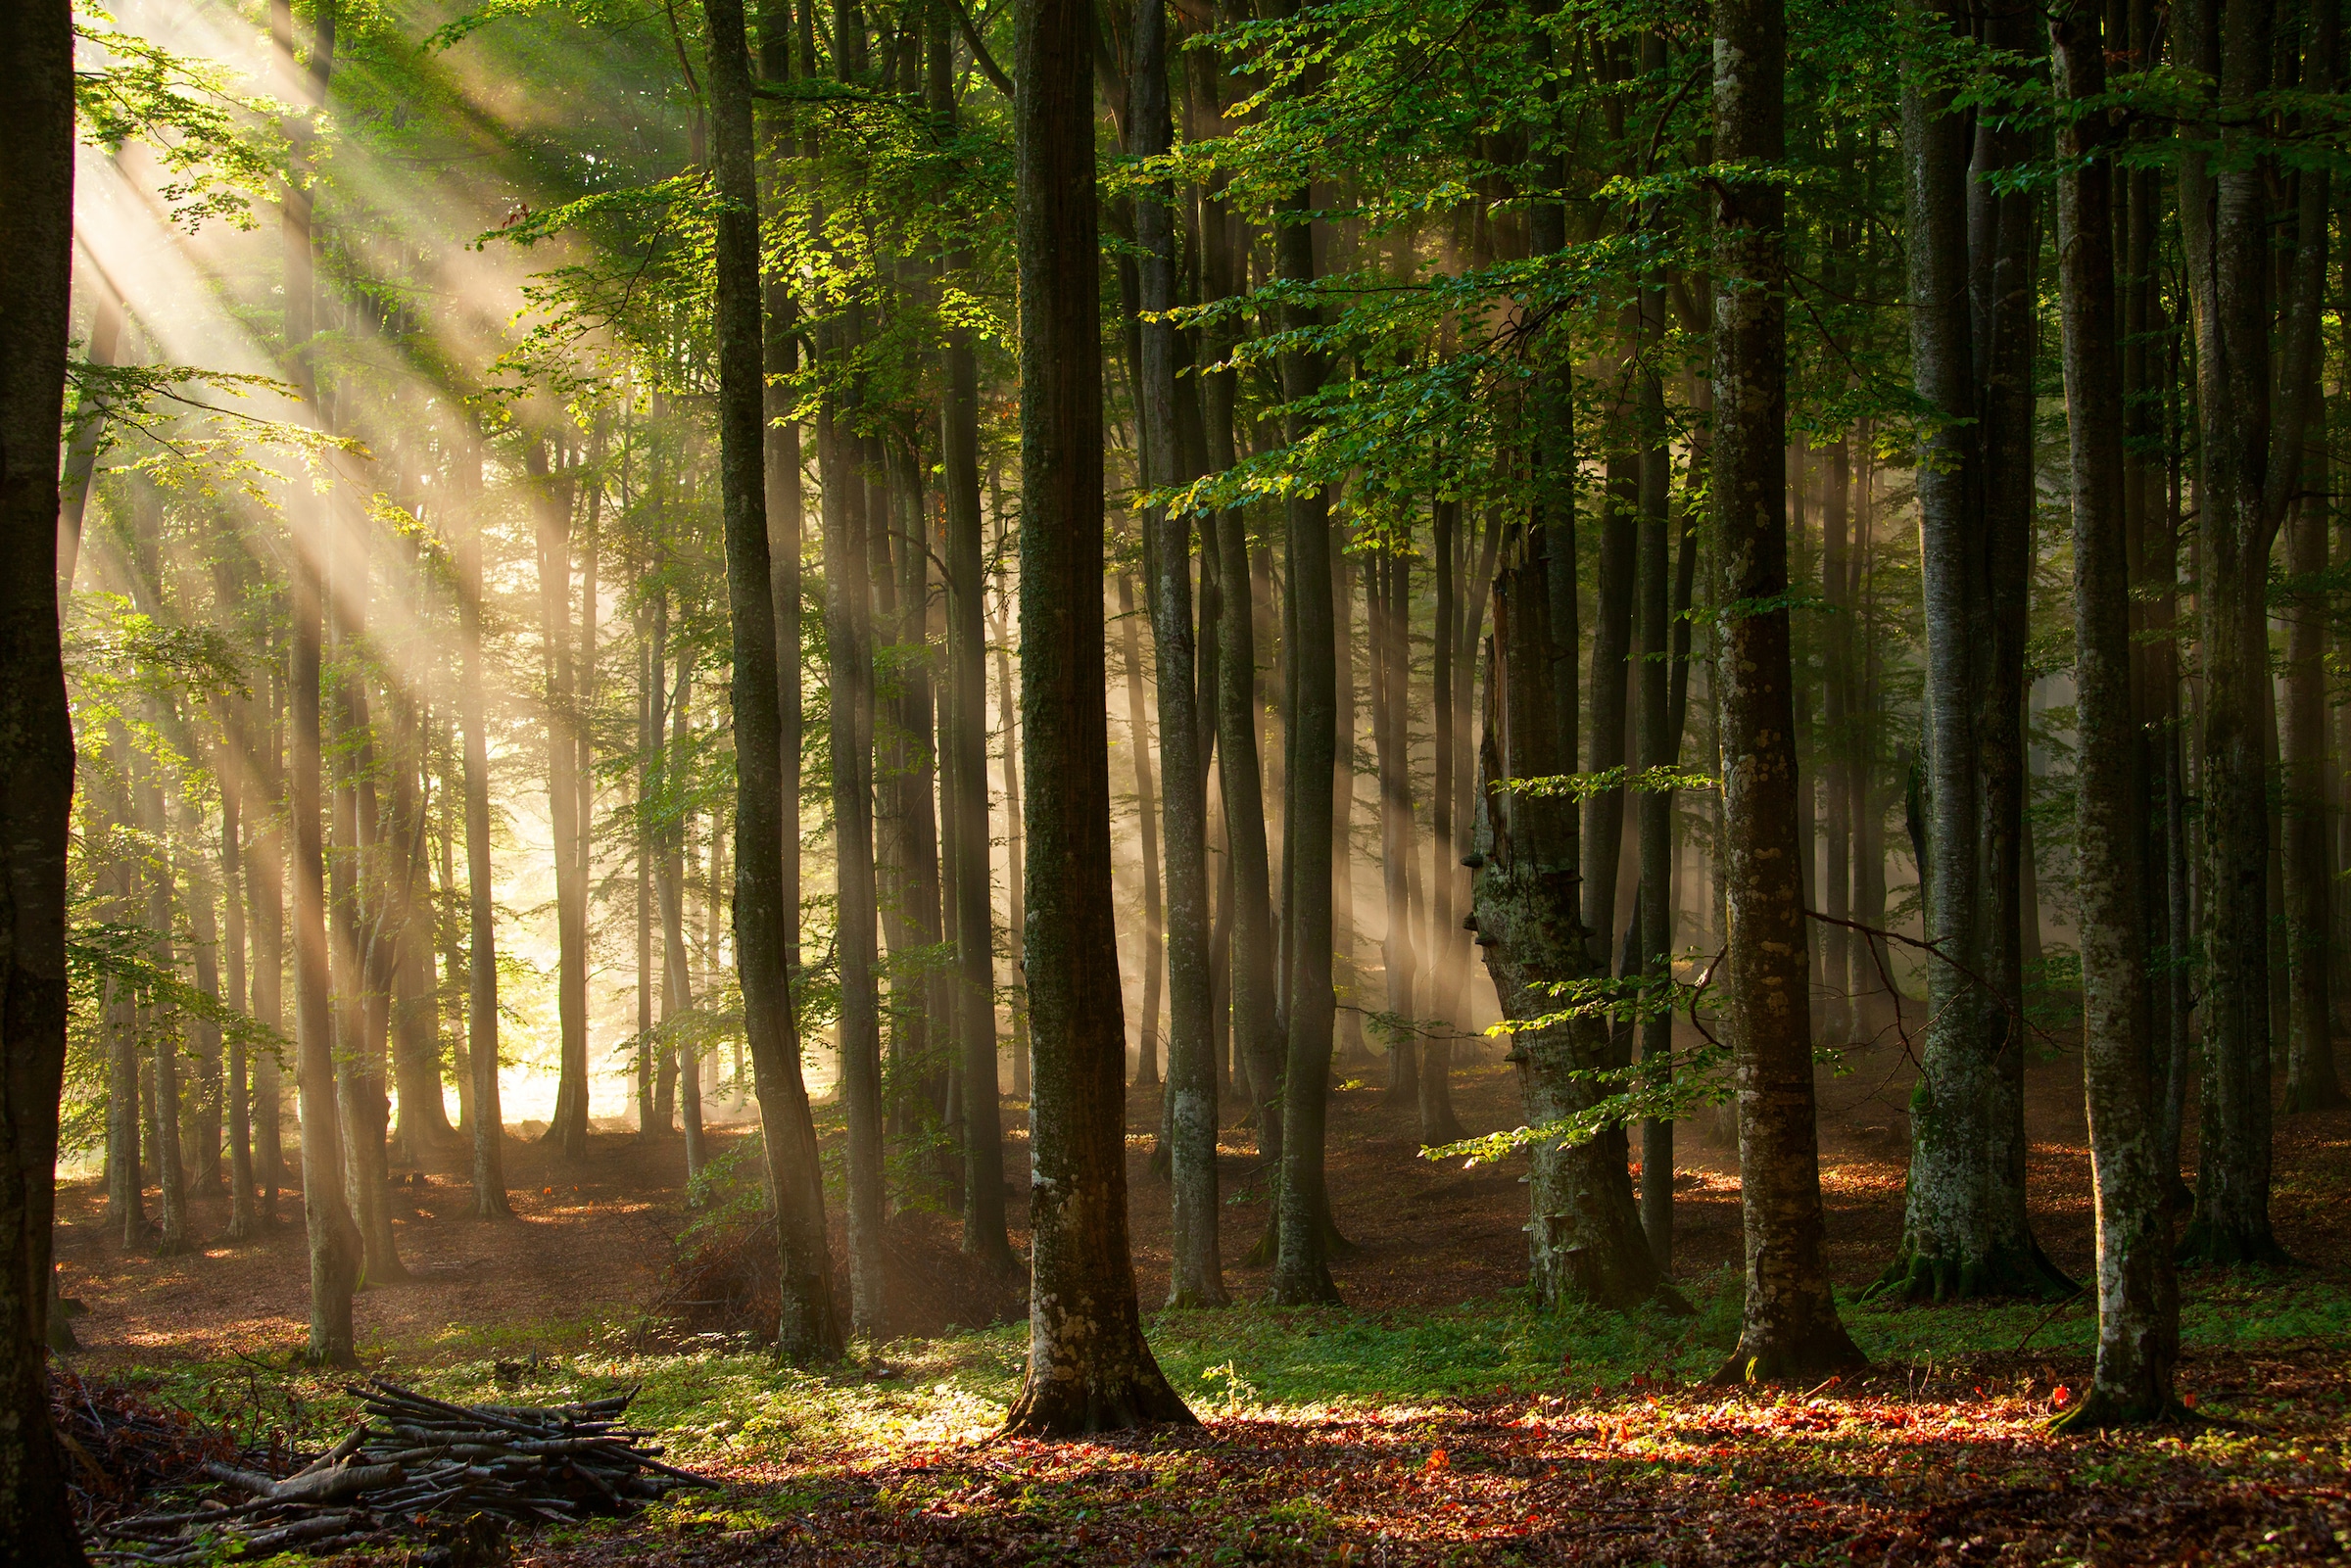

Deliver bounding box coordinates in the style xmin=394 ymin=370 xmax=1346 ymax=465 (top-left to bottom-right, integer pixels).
xmin=3 ymin=0 xmax=2346 ymax=1552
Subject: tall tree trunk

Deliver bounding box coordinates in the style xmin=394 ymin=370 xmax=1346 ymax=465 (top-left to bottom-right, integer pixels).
xmin=182 ymin=789 xmax=226 ymax=1199
xmin=2280 ymin=34 xmax=2343 ymax=1113
xmin=820 ymin=311 xmax=888 ymax=1339
xmin=1819 ymin=432 xmax=1852 ymax=1041
xmin=1118 ymin=572 xmax=1166 ymax=1087
xmin=1002 ymin=0 xmax=1193 ymax=1431
xmin=1877 ymin=0 xmax=2068 ymax=1302
xmin=704 ymin=0 xmax=844 ymax=1361
xmin=0 ymin=4 xmax=81 ymax=1550
xmin=1634 ymin=261 xmax=1674 ymax=1271
xmin=1269 ymin=67 xmax=1343 ymax=1305
xmin=532 ymin=441 xmax=591 ymax=1160
xmin=2050 ymin=0 xmax=2182 ymax=1425
xmin=220 ymin=731 xmax=258 ymax=1239
xmin=990 ymin=582 xmax=1032 ymax=1101
xmin=276 ymin=0 xmax=360 ymax=1361
xmin=2174 ymin=0 xmax=2321 ymax=1264
xmin=930 ymin=0 xmax=1014 ymax=1269
xmin=1707 ymin=0 xmax=1864 ymax=1382
xmin=1130 ymin=0 xmax=1224 ymax=1307
xmin=1474 ymin=525 xmax=1677 ymax=1314
xmin=456 ymin=415 xmax=510 ymax=1218
xmin=1370 ymin=550 xmax=1417 ymax=1108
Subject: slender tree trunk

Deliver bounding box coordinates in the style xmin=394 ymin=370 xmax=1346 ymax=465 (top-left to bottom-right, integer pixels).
xmin=2174 ymin=0 xmax=2320 ymax=1264
xmin=1635 ymin=373 xmax=1674 ymax=1274
xmin=1877 ymin=0 xmax=2068 ymax=1302
xmin=0 ymin=4 xmax=82 ymax=1549
xmin=929 ymin=0 xmax=1013 ymax=1268
xmin=275 ymin=0 xmax=360 ymax=1360
xmin=1003 ymin=0 xmax=1193 ymax=1431
xmin=1131 ymin=0 xmax=1223 ymax=1306
xmin=1269 ymin=70 xmax=1343 ymax=1304
xmin=221 ymin=735 xmax=258 ymax=1239
xmin=1819 ymin=432 xmax=1852 ymax=1041
xmin=705 ymin=0 xmax=844 ymax=1361
xmin=990 ymin=584 xmax=1032 ymax=1102
xmin=2051 ymin=0 xmax=2183 ymax=1425
xmin=456 ymin=416 xmax=509 ymax=1218
xmin=1119 ymin=573 xmax=1166 ymax=1087
xmin=1370 ymin=551 xmax=1417 ymax=1104
xmin=1708 ymin=0 xmax=1864 ymax=1382
xmin=820 ymin=315 xmax=888 ymax=1339
xmin=532 ymin=441 xmax=591 ymax=1159
xmin=1475 ymin=526 xmax=1677 ymax=1313
xmin=253 ymin=671 xmax=287 ymax=1223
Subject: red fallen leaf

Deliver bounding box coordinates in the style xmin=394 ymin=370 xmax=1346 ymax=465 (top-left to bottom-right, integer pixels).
xmin=1424 ymin=1449 xmax=1449 ymax=1471
xmin=2182 ymin=1393 xmax=2197 ymax=1408
xmin=2052 ymin=1386 xmax=2073 ymax=1406
xmin=543 ymin=1186 xmax=554 ymax=1195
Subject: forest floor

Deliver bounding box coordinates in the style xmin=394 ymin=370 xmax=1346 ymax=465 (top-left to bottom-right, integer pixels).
xmin=48 ymin=1023 xmax=2351 ymax=1563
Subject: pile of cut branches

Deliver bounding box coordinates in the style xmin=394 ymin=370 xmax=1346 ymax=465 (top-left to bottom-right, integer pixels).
xmin=80 ymin=1378 xmax=712 ymax=1563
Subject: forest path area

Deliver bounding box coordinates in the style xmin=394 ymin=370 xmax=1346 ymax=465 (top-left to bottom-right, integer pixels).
xmin=49 ymin=1038 xmax=2351 ymax=1565
xmin=50 ymin=1029 xmax=2351 ymax=1362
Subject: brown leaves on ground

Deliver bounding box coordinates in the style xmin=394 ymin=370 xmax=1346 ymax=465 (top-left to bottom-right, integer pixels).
xmin=518 ymin=1348 xmax=2351 ymax=1565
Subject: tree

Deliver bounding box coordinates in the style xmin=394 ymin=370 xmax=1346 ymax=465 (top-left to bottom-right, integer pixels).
xmin=1874 ymin=0 xmax=2068 ymax=1304
xmin=456 ymin=416 xmax=511 ymax=1220
xmin=703 ymin=0 xmax=844 ymax=1364
xmin=1002 ymin=0 xmax=1192 ymax=1434
xmin=2174 ymin=0 xmax=2325 ymax=1265
xmin=2049 ymin=0 xmax=2181 ymax=1427
xmin=1131 ymin=0 xmax=1224 ymax=1311
xmin=1706 ymin=0 xmax=1864 ymax=1385
xmin=0 ymin=0 xmax=83 ymax=1555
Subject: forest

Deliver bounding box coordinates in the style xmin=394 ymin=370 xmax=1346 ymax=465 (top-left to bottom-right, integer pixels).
xmin=4 ymin=0 xmax=2351 ymax=1560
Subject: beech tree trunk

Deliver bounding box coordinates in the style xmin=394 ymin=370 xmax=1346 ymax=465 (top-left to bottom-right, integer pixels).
xmin=275 ymin=0 xmax=361 ymax=1364
xmin=532 ymin=440 xmax=591 ymax=1160
xmin=2051 ymin=0 xmax=2182 ymax=1426
xmin=1118 ymin=573 xmax=1166 ymax=1087
xmin=1877 ymin=0 xmax=2068 ymax=1302
xmin=2175 ymin=0 xmax=2322 ymax=1264
xmin=456 ymin=416 xmax=510 ymax=1218
xmin=1474 ymin=527 xmax=1675 ymax=1314
xmin=1002 ymin=0 xmax=1192 ymax=1432
xmin=0 ymin=4 xmax=82 ymax=1547
xmin=704 ymin=0 xmax=845 ymax=1362
xmin=1131 ymin=0 xmax=1223 ymax=1307
xmin=934 ymin=0 xmax=1013 ymax=1270
xmin=1707 ymin=0 xmax=1864 ymax=1383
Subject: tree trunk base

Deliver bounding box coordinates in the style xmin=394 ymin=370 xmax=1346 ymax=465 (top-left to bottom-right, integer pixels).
xmin=1003 ymin=1371 xmax=1196 ymax=1437
xmin=2174 ymin=1215 xmax=2292 ymax=1267
xmin=1860 ymin=1235 xmax=2074 ymax=1303
xmin=2281 ymin=1076 xmax=2349 ymax=1114
xmin=1418 ymin=1112 xmax=1468 ymax=1148
xmin=2048 ymin=1388 xmax=2192 ymax=1434
xmin=1166 ymin=1282 xmax=1232 ymax=1310
xmin=1707 ymin=1319 xmax=1867 ymax=1387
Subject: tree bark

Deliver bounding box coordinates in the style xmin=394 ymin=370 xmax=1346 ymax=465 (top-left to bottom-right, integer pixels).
xmin=2050 ymin=0 xmax=2183 ymax=1426
xmin=1003 ymin=0 xmax=1193 ymax=1431
xmin=819 ymin=306 xmax=888 ymax=1338
xmin=704 ymin=0 xmax=845 ymax=1362
xmin=1118 ymin=573 xmax=1166 ymax=1087
xmin=1269 ymin=111 xmax=1343 ymax=1307
xmin=1876 ymin=0 xmax=2068 ymax=1302
xmin=455 ymin=415 xmax=510 ymax=1218
xmin=916 ymin=4 xmax=1012 ymax=1268
xmin=1474 ymin=528 xmax=1677 ymax=1314
xmin=1131 ymin=0 xmax=1224 ymax=1307
xmin=531 ymin=439 xmax=591 ymax=1160
xmin=275 ymin=0 xmax=360 ymax=1362
xmin=1 ymin=2 xmax=84 ymax=1546
xmin=2174 ymin=0 xmax=2320 ymax=1264
xmin=1708 ymin=0 xmax=1865 ymax=1383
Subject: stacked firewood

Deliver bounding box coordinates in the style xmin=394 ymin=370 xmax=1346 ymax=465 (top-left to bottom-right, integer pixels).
xmin=81 ymin=1379 xmax=711 ymax=1563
